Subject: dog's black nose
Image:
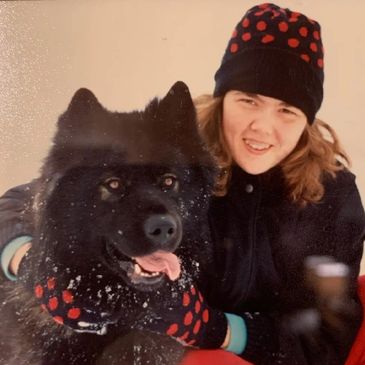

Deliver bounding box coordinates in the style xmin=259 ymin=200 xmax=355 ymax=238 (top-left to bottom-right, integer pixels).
xmin=143 ymin=214 xmax=179 ymax=247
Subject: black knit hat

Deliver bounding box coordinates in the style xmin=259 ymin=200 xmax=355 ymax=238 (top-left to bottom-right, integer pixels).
xmin=214 ymin=3 xmax=324 ymax=124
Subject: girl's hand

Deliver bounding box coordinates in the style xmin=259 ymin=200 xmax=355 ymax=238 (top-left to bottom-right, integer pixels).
xmin=131 ymin=282 xmax=228 ymax=349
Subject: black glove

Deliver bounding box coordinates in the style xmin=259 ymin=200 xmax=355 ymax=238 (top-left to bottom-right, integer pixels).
xmin=18 ymin=249 xmax=126 ymax=335
xmin=130 ymin=279 xmax=228 ymax=349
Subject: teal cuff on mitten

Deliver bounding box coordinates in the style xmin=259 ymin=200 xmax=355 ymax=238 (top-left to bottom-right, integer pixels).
xmin=1 ymin=235 xmax=32 ymax=280
xmin=224 ymin=312 xmax=247 ymax=354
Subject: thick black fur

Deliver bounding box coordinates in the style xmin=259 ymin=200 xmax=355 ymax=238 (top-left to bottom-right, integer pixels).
xmin=0 ymin=82 xmax=217 ymax=364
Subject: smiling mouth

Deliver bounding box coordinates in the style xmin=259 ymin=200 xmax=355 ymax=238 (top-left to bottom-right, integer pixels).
xmin=243 ymin=138 xmax=272 ymax=152
xmin=105 ymin=241 xmax=181 ymax=289
xmin=105 ymin=242 xmax=165 ymax=286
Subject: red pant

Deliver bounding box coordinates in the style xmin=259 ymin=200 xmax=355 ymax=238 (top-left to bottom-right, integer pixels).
xmin=180 ymin=349 xmax=251 ymax=365
xmin=345 ymin=275 xmax=365 ymax=365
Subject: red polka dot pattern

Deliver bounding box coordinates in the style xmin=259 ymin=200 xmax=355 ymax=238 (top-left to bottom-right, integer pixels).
xmin=202 ymin=309 xmax=209 ymax=323
xmin=230 ymin=43 xmax=238 ymax=53
xmin=67 ymin=308 xmax=81 ymax=320
xmin=34 ymin=277 xmax=88 ymax=332
xmin=193 ymin=319 xmax=201 ymax=334
xmin=166 ymin=323 xmax=179 ymax=336
xmin=278 ymin=21 xmax=288 ymax=32
xmin=47 ymin=277 xmax=56 ymax=290
xmin=225 ymin=3 xmax=324 ymax=71
xmin=242 ymin=18 xmax=250 ymax=28
xmin=242 ymin=33 xmax=252 ymax=42
xmin=310 ymin=42 xmax=318 ymax=52
xmin=288 ymin=38 xmax=300 ymax=48
xmin=48 ymin=297 xmax=58 ymax=311
xmin=180 ymin=331 xmax=190 ymax=341
xmin=182 ymin=292 xmax=190 ymax=307
xmin=35 ymin=285 xmax=44 ymax=298
xmin=256 ymin=20 xmax=267 ymax=31
xmin=53 ymin=316 xmax=64 ymax=325
xmin=162 ymin=286 xmax=212 ymax=346
xmin=62 ymin=290 xmax=74 ymax=304
xmin=262 ymin=34 xmax=275 ymax=44
xmin=195 ymin=300 xmax=201 ymax=313
xmin=34 ymin=276 xmax=120 ymax=336
xmin=299 ymin=27 xmax=308 ymax=37
xmin=301 ymin=54 xmax=310 ymax=63
xmin=184 ymin=311 xmax=193 ymax=326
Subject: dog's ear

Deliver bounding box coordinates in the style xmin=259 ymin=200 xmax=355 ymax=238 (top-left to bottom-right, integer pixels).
xmin=56 ymin=88 xmax=104 ymax=135
xmin=149 ymin=81 xmax=216 ymax=168
xmin=161 ymin=81 xmax=195 ymax=119
xmin=163 ymin=81 xmax=193 ymax=107
xmin=156 ymin=81 xmax=197 ymax=138
xmin=66 ymin=88 xmax=102 ymax=118
xmin=52 ymin=88 xmax=107 ymax=150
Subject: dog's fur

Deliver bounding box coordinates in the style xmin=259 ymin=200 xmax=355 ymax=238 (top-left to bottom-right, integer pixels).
xmin=0 ymin=82 xmax=217 ymax=365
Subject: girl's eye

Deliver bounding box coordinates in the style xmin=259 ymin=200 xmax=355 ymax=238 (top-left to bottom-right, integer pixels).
xmin=160 ymin=174 xmax=178 ymax=191
xmin=281 ymin=108 xmax=297 ymax=116
xmin=239 ymin=98 xmax=256 ymax=105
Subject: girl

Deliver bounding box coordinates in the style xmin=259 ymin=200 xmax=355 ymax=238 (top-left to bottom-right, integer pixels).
xmin=1 ymin=3 xmax=364 ymax=364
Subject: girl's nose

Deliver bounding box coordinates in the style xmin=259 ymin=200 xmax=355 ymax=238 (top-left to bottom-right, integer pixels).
xmin=249 ymin=110 xmax=276 ymax=136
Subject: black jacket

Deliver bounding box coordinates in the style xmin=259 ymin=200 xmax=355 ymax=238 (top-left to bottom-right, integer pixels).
xmin=0 ymin=166 xmax=364 ymax=364
xmin=202 ymin=165 xmax=365 ymax=364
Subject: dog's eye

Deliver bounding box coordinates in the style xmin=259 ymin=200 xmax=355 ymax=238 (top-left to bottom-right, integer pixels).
xmin=100 ymin=177 xmax=126 ymax=201
xmin=105 ymin=177 xmax=122 ymax=190
xmin=160 ymin=174 xmax=178 ymax=191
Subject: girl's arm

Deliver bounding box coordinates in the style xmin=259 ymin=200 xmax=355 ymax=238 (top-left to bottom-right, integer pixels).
xmin=0 ymin=181 xmax=36 ymax=280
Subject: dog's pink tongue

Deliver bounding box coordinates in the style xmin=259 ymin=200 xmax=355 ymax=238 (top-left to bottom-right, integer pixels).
xmin=135 ymin=251 xmax=181 ymax=281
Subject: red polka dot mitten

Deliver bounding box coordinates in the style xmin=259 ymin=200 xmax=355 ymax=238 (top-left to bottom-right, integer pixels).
xmin=33 ymin=275 xmax=122 ymax=335
xmin=132 ymin=283 xmax=228 ymax=349
xmin=17 ymin=250 xmax=128 ymax=335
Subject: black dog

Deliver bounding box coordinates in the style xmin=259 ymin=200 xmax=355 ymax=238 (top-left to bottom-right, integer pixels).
xmin=0 ymin=82 xmax=217 ymax=364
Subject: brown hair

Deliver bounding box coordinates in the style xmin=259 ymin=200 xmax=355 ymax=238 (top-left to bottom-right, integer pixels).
xmin=194 ymin=94 xmax=350 ymax=205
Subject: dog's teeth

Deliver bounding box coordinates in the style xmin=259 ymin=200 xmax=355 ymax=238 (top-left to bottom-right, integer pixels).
xmin=134 ymin=263 xmax=142 ymax=274
xmin=140 ymin=271 xmax=160 ymax=277
xmin=133 ymin=262 xmax=161 ymax=278
xmin=77 ymin=321 xmax=92 ymax=328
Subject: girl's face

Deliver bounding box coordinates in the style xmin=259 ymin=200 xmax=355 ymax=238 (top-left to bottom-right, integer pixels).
xmin=222 ymin=90 xmax=307 ymax=175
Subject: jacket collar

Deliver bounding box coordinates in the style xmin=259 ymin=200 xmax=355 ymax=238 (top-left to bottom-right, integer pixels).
xmin=229 ymin=164 xmax=286 ymax=198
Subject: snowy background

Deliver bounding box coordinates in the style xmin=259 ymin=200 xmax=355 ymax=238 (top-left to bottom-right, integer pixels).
xmin=0 ymin=0 xmax=364 ymax=272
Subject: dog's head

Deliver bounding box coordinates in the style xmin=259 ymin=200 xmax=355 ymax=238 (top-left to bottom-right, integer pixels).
xmin=33 ymin=82 xmax=217 ymax=292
